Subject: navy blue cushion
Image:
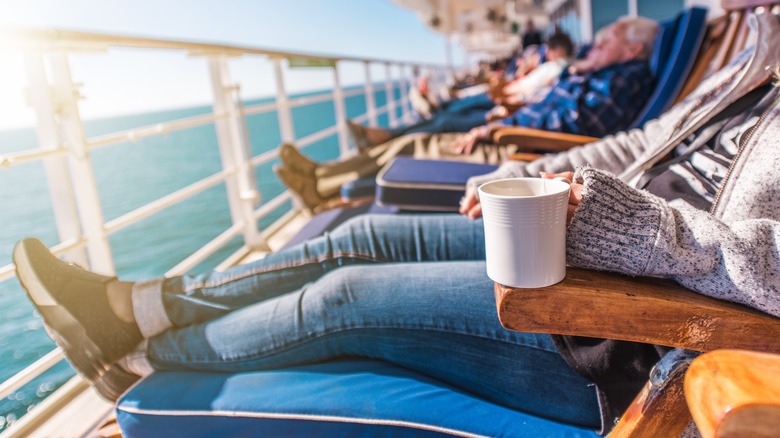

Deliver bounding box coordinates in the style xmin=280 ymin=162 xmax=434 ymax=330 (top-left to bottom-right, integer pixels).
xmin=376 ymin=157 xmax=498 ymax=211
xmin=341 ymin=177 xmax=378 ymax=201
xmin=281 ymin=203 xmax=398 ymax=250
xmin=648 ymin=15 xmax=679 ymax=78
xmin=631 ymin=7 xmax=708 ymax=129
xmin=117 ymin=360 xmax=598 ymax=437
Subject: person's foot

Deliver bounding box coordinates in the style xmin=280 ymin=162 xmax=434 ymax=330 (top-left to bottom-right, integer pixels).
xmin=346 ymin=121 xmax=392 ymax=151
xmin=274 ymin=164 xmax=324 ymax=212
xmin=279 ymin=144 xmax=317 ymax=177
xmin=13 ymin=238 xmax=143 ymax=400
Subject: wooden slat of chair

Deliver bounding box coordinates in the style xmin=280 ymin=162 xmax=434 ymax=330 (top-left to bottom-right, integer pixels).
xmin=490 ymin=126 xmax=598 ymax=152
xmin=675 ymin=14 xmax=731 ymax=104
xmin=685 ymin=349 xmax=780 ymax=438
xmin=609 ymin=367 xmax=692 ymax=438
xmin=727 ymin=12 xmax=752 ymax=62
xmin=708 ymin=11 xmax=745 ymax=78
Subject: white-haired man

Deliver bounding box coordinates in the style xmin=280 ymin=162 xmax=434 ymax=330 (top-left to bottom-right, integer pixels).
xmin=449 ymin=16 xmax=661 ymax=153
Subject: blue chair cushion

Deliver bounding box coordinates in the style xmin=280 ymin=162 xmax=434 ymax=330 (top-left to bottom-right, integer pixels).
xmin=116 ymin=360 xmax=598 ymax=437
xmin=341 ymin=177 xmax=378 ymax=201
xmin=631 ymin=7 xmax=708 ymax=128
xmin=376 ymin=157 xmax=498 ymax=211
xmin=281 ymin=202 xmax=398 ymax=250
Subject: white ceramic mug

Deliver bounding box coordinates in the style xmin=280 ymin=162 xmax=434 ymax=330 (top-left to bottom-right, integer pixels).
xmin=478 ymin=177 xmax=571 ymax=288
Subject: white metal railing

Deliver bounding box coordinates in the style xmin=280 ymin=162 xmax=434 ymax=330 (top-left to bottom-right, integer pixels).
xmin=0 ymin=26 xmax=451 ymax=434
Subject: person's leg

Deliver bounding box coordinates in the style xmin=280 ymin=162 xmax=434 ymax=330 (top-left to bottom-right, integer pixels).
xmin=311 ymin=142 xmax=396 ymax=197
xmin=441 ymin=93 xmax=495 ymax=114
xmin=136 ymin=214 xmax=486 ymax=336
xmin=399 ymin=109 xmax=489 ymax=135
xmin=144 ymin=261 xmax=601 ymax=428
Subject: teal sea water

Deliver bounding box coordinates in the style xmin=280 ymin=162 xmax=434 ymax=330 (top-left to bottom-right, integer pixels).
xmin=0 ymin=85 xmax=400 ymax=430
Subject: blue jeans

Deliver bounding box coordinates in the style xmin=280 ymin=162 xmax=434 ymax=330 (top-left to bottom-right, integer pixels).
xmin=144 ymin=214 xmax=600 ymax=428
xmin=441 ymin=93 xmax=495 ymax=114
xmin=389 ymin=109 xmax=490 ymax=136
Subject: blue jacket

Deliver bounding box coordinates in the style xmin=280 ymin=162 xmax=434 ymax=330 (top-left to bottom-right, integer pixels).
xmin=503 ymin=60 xmax=654 ymax=137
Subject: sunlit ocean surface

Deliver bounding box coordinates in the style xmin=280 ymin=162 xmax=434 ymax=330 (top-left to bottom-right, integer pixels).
xmin=0 ymin=85 xmax=399 ymax=431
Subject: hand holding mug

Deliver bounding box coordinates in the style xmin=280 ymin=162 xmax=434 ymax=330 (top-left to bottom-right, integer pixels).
xmin=539 ymin=171 xmax=582 ymax=225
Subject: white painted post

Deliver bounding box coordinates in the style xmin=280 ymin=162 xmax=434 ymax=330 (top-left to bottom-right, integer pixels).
xmin=399 ymin=65 xmax=412 ymax=123
xmin=580 ymin=0 xmax=594 ymax=43
xmin=48 ymin=53 xmax=115 ymax=275
xmin=628 ymin=0 xmax=639 ymax=17
xmin=331 ymin=64 xmax=350 ymax=156
xmin=363 ymin=62 xmax=378 ymax=126
xmin=384 ymin=62 xmax=398 ymax=128
xmin=24 ymin=53 xmax=88 ymax=268
xmin=208 ymin=55 xmax=267 ymax=250
xmin=272 ymin=58 xmax=296 ymax=144
xmin=445 ymin=34 xmax=454 ymax=70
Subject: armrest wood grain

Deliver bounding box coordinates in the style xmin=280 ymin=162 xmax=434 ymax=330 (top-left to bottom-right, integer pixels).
xmin=494 ymin=268 xmax=780 ymax=353
xmin=685 ymin=349 xmax=780 ymax=438
xmin=508 ymin=152 xmax=544 ymax=162
xmin=491 ymin=127 xmax=598 ymax=151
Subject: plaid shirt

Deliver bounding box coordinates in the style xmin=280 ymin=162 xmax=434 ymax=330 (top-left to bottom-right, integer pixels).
xmin=502 ymin=60 xmax=654 ymax=137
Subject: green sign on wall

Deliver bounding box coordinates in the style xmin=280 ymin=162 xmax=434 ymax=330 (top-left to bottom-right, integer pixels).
xmin=287 ymin=57 xmax=337 ymax=68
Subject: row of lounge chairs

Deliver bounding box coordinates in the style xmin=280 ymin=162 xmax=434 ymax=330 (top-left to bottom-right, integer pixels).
xmin=113 ymin=1 xmax=780 ymax=436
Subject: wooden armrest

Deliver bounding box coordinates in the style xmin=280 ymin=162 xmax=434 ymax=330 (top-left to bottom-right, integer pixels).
xmin=490 ymin=127 xmax=598 ymax=152
xmin=508 ymin=152 xmax=544 ymax=162
xmin=494 ymin=268 xmax=780 ymax=353
xmin=685 ymin=349 xmax=780 ymax=438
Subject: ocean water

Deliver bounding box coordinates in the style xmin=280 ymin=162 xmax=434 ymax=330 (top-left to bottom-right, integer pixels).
xmin=0 ymin=85 xmax=401 ymax=431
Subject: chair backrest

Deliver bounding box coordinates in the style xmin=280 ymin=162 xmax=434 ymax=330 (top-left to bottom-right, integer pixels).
xmin=630 ymin=7 xmax=709 ymax=129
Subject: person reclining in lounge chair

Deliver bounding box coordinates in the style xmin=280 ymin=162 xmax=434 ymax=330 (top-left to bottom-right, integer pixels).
xmin=14 ymin=12 xmax=780 ymax=438
xmin=348 ymin=17 xmax=657 ymax=149
xmin=275 ymin=17 xmax=658 ymax=211
xmin=403 ymin=33 xmax=576 ymax=130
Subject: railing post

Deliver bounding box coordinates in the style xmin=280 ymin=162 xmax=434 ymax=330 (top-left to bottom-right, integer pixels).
xmin=363 ymin=62 xmax=378 ymax=126
xmin=23 ymin=53 xmax=88 ymax=268
xmin=48 ymin=53 xmax=115 ymax=275
xmin=207 ymin=55 xmax=267 ymax=250
xmin=384 ymin=63 xmax=398 ymax=128
xmin=580 ymin=0 xmax=594 ymax=43
xmin=272 ymin=58 xmax=296 ymax=144
xmin=331 ymin=63 xmax=350 ymax=156
xmin=399 ymin=65 xmax=412 ymax=124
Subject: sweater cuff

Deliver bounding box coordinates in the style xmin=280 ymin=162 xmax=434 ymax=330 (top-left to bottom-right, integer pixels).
xmin=566 ymin=167 xmax=668 ymax=276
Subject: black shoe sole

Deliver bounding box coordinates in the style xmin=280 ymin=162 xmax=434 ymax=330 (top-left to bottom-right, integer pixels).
xmin=14 ymin=240 xmax=139 ymax=400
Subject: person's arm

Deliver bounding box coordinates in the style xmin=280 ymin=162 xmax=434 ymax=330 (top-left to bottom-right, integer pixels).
xmin=567 ymin=167 xmax=780 ymax=318
xmin=459 ymin=125 xmax=655 ymax=218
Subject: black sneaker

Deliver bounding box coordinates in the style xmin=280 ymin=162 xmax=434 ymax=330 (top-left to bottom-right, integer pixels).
xmin=14 ymin=238 xmax=143 ymax=396
xmin=93 ymin=364 xmax=141 ymax=402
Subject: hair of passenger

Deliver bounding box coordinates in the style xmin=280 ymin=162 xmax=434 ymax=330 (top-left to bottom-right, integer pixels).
xmin=616 ymin=16 xmax=660 ymax=59
xmin=547 ymin=32 xmax=574 ymax=57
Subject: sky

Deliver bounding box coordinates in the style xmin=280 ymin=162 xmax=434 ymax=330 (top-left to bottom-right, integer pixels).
xmin=0 ymin=0 xmax=467 ymax=130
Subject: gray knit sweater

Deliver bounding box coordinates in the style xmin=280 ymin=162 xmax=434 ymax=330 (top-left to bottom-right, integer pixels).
xmin=467 ymin=12 xmax=780 ymax=318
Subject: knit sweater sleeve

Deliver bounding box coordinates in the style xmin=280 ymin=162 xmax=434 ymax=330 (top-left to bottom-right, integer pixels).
xmin=567 ymin=166 xmax=780 ymax=318
xmin=466 ymin=126 xmax=655 ymax=190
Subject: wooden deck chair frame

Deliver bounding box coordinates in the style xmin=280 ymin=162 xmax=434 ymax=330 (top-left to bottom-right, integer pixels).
xmin=494 ymin=268 xmax=780 ymax=437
